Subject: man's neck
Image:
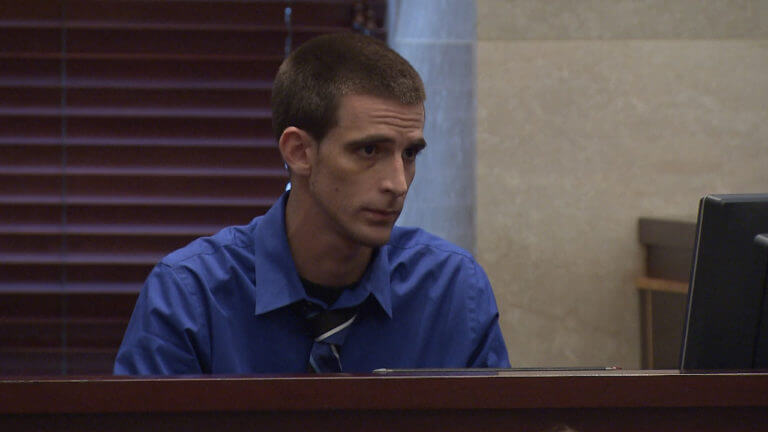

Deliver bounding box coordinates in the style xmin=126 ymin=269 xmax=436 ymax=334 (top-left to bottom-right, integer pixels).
xmin=284 ymin=190 xmax=373 ymax=287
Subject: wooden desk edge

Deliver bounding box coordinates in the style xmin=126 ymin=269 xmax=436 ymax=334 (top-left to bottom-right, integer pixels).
xmin=2 ymin=372 xmax=768 ymax=414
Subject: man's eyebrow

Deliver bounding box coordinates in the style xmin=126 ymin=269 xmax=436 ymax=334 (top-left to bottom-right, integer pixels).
xmin=344 ymin=134 xmax=395 ymax=148
xmin=410 ymin=138 xmax=427 ymax=149
xmin=344 ymin=135 xmax=427 ymax=149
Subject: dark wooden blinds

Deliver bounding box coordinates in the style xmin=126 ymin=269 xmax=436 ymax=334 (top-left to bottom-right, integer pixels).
xmin=0 ymin=0 xmax=386 ymax=375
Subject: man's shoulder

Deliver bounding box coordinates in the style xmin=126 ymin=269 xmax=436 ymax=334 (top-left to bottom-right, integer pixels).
xmin=159 ymin=216 xmax=262 ymax=269
xmin=387 ymin=225 xmax=475 ymax=263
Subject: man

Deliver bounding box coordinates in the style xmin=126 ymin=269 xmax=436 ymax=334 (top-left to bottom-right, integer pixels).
xmin=114 ymin=33 xmax=509 ymax=374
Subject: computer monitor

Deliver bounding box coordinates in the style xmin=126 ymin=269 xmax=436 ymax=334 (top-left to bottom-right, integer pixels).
xmin=680 ymin=194 xmax=768 ymax=371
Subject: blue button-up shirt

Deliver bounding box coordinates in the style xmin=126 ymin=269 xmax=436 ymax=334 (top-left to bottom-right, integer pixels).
xmin=114 ymin=193 xmax=510 ymax=374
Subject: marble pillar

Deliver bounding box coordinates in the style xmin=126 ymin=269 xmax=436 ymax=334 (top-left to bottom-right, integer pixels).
xmin=388 ymin=0 xmax=478 ymax=253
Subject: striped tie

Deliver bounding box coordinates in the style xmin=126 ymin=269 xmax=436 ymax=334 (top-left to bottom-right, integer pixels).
xmin=303 ymin=305 xmax=358 ymax=373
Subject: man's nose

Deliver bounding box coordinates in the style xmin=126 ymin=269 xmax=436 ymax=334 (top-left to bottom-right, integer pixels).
xmin=381 ymin=156 xmax=409 ymax=197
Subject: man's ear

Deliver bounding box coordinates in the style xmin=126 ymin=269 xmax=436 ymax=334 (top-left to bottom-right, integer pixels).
xmin=278 ymin=127 xmax=316 ymax=177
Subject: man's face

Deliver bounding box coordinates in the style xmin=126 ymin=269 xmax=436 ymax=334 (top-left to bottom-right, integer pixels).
xmin=307 ymin=94 xmax=426 ymax=248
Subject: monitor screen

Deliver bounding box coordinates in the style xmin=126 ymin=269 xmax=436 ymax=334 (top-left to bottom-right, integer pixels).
xmin=680 ymin=194 xmax=768 ymax=371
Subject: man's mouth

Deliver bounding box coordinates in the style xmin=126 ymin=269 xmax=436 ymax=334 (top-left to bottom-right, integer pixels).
xmin=362 ymin=208 xmax=400 ymax=222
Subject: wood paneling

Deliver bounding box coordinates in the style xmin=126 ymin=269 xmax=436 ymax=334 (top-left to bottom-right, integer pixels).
xmin=0 ymin=0 xmax=387 ymax=375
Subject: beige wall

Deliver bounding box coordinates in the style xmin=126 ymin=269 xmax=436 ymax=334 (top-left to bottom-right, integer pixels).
xmin=476 ymin=0 xmax=768 ymax=368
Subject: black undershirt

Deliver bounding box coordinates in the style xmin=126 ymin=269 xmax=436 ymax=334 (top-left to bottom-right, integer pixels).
xmin=299 ymin=277 xmax=355 ymax=307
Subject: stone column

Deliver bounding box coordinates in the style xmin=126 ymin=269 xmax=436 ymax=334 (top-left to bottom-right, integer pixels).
xmin=388 ymin=0 xmax=478 ymax=252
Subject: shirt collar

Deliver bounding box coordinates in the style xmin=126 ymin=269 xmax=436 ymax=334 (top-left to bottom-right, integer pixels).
xmin=251 ymin=192 xmax=392 ymax=318
xmin=332 ymin=247 xmax=392 ymax=318
xmin=252 ymin=192 xmax=305 ymax=315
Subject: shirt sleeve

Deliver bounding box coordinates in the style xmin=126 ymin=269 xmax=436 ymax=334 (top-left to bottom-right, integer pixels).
xmin=113 ymin=263 xmax=210 ymax=375
xmin=467 ymin=260 xmax=511 ymax=368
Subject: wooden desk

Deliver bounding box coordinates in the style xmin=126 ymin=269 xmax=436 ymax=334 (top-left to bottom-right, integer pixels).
xmin=636 ymin=276 xmax=689 ymax=368
xmin=637 ymin=217 xmax=696 ymax=369
xmin=2 ymin=371 xmax=768 ymax=431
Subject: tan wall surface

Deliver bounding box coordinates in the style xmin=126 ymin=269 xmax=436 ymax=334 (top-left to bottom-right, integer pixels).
xmin=477 ymin=0 xmax=768 ymax=368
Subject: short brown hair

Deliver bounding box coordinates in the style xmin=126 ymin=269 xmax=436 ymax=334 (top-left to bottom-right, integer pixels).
xmin=271 ymin=32 xmax=425 ymax=143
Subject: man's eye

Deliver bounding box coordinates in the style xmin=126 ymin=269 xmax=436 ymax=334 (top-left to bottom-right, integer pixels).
xmin=360 ymin=145 xmax=376 ymax=156
xmin=403 ymin=147 xmax=421 ymax=161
